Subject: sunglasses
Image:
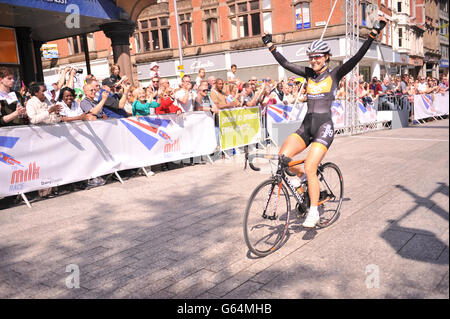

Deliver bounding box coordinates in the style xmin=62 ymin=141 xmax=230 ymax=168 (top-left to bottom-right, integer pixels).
xmin=201 ymin=89 xmax=208 ymax=93
xmin=308 ymin=55 xmax=325 ymax=60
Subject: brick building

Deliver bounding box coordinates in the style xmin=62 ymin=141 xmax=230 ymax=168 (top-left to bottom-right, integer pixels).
xmin=42 ymin=0 xmax=401 ymax=86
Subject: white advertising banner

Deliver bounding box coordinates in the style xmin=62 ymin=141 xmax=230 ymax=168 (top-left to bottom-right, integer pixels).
xmin=0 ymin=112 xmax=217 ymax=197
xmin=357 ymin=99 xmax=377 ymax=124
xmin=265 ymin=103 xmax=307 ymax=138
xmin=266 ymin=100 xmax=346 ymax=138
xmin=414 ymin=93 xmax=449 ymax=120
xmin=331 ymin=100 xmax=346 ymax=129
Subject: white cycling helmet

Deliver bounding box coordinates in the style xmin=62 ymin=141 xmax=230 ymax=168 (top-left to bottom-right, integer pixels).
xmin=306 ymin=40 xmax=331 ymax=56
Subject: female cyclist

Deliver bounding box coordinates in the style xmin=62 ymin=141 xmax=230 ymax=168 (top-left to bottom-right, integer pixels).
xmin=262 ymin=18 xmax=386 ymax=228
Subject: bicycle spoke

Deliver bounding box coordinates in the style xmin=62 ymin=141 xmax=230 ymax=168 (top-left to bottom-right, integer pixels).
xmin=244 ymin=180 xmax=290 ymax=256
xmin=316 ymin=163 xmax=343 ymax=228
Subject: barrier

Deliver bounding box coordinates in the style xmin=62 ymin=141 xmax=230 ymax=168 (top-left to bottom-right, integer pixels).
xmin=0 ymin=112 xmax=217 ymax=198
xmin=218 ymin=107 xmax=262 ymax=151
xmin=1 ymin=92 xmax=448 ymax=200
xmin=414 ymin=92 xmax=449 ymax=121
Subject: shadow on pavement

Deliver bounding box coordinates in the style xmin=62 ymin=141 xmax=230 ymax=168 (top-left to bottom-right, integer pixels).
xmin=380 ymin=183 xmax=449 ymax=265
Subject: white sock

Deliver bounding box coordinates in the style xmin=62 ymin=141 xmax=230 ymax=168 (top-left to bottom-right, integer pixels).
xmin=309 ymin=206 xmax=318 ymax=216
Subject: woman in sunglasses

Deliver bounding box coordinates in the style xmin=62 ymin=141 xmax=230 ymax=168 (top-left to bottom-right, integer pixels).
xmin=262 ymin=17 xmax=387 ymax=228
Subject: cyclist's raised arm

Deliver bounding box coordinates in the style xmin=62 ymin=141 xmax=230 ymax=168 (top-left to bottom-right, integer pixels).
xmin=336 ymin=17 xmax=387 ymax=81
xmin=262 ymin=33 xmax=314 ymax=78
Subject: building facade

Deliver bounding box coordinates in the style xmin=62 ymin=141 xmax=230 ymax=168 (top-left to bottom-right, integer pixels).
xmin=422 ymin=0 xmax=441 ymax=77
xmin=133 ymin=0 xmax=397 ymax=85
xmin=43 ymin=0 xmax=450 ymax=86
xmin=438 ymin=0 xmax=449 ymax=76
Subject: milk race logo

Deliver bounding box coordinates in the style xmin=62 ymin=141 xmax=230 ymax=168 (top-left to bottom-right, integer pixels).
xmin=267 ymin=104 xmax=292 ymax=123
xmin=331 ymin=100 xmax=344 ymax=126
xmin=421 ymin=94 xmax=436 ymax=113
xmin=120 ymin=116 xmax=180 ymax=154
xmin=0 ymin=136 xmax=41 ymax=192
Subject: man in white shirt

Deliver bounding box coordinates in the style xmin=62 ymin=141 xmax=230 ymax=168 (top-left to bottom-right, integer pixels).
xmin=175 ymin=75 xmax=195 ymax=112
xmin=417 ymin=76 xmax=428 ymax=94
xmin=26 ymin=82 xmax=61 ymax=124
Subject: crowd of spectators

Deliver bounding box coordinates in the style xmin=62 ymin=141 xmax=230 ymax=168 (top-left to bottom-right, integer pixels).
xmin=2 ymin=64 xmax=448 ymax=129
xmin=334 ymin=73 xmax=449 ymax=110
xmin=1 ymin=63 xmax=449 ymax=202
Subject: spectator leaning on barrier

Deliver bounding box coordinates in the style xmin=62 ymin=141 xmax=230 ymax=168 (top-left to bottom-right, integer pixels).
xmin=132 ymin=88 xmax=160 ymax=116
xmin=0 ymin=67 xmax=28 ymax=126
xmin=378 ymin=77 xmax=395 ymax=110
xmin=417 ymin=76 xmax=427 ymax=94
xmin=370 ymin=77 xmax=383 ymax=96
xmin=282 ymin=83 xmax=295 ymax=105
xmin=26 ymin=82 xmax=61 ymax=125
xmin=99 ymin=78 xmax=130 ymax=118
xmin=439 ymin=75 xmax=449 ymax=93
xmin=241 ymin=82 xmax=258 ymax=107
xmin=195 ymin=80 xmax=219 ymax=147
xmin=225 ymin=83 xmax=242 ymax=106
xmin=175 ymin=75 xmax=195 ymax=112
xmin=80 ymin=82 xmax=108 ymax=120
xmin=210 ymin=78 xmax=238 ymax=109
xmin=57 ymin=87 xmax=95 ymax=122
xmin=336 ymin=80 xmax=346 ymax=100
xmin=156 ymin=87 xmax=182 ymax=115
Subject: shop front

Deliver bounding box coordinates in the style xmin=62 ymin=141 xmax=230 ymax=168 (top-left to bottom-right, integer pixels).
xmin=0 ymin=0 xmax=127 ymax=86
xmin=440 ymin=59 xmax=449 ymax=76
xmin=408 ymin=56 xmax=424 ymax=79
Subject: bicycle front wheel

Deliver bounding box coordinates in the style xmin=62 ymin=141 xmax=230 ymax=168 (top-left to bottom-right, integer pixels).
xmin=316 ymin=162 xmax=344 ymax=228
xmin=243 ymin=179 xmax=291 ymax=257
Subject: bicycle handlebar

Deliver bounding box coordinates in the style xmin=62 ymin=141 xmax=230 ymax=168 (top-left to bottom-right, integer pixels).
xmin=247 ymin=153 xmax=278 ymax=171
xmin=246 ymin=153 xmax=297 ymax=176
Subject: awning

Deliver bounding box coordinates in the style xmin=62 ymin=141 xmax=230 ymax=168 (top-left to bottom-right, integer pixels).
xmin=0 ymin=0 xmax=128 ymax=41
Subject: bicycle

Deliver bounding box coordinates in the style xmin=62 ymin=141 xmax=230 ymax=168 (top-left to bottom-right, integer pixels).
xmin=243 ymin=153 xmax=344 ymax=257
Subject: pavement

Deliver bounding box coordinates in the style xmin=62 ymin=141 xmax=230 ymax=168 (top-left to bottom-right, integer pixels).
xmin=0 ymin=119 xmax=448 ymax=299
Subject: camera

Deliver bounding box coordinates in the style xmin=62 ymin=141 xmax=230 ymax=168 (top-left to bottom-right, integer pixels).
xmin=76 ymin=69 xmax=83 ymax=74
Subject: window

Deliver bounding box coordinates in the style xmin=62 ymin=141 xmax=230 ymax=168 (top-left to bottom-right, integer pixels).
xmin=440 ymin=0 xmax=448 ymax=13
xmin=179 ymin=13 xmax=193 ymax=46
xmin=440 ymin=19 xmax=448 ymax=37
xmin=397 ymin=1 xmax=402 ymax=13
xmin=229 ymin=0 xmax=266 ymax=39
xmin=67 ymin=36 xmax=83 ymax=55
xmin=440 ymin=44 xmax=449 ymax=60
xmin=204 ymin=8 xmax=219 ymax=43
xmin=398 ymin=27 xmax=403 ymax=47
xmin=294 ymin=2 xmax=311 ymax=30
xmin=136 ymin=15 xmax=170 ymax=52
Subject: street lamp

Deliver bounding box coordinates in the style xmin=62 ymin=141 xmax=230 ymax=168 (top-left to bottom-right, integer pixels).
xmin=173 ymin=0 xmax=184 ymax=78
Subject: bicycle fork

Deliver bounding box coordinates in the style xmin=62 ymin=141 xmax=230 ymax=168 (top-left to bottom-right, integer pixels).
xmin=262 ymin=182 xmax=282 ymax=221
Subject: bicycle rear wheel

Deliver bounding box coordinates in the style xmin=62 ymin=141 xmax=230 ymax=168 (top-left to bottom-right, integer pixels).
xmin=316 ymin=162 xmax=343 ymax=228
xmin=243 ymin=179 xmax=291 ymax=257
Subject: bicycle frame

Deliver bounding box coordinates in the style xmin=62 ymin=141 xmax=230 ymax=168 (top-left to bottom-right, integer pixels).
xmin=263 ymin=159 xmax=335 ymax=219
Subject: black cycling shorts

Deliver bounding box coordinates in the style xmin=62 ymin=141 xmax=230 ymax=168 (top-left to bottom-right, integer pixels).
xmin=295 ymin=113 xmax=334 ymax=149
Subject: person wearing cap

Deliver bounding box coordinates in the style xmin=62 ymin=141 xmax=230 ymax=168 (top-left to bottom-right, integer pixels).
xmin=149 ymin=62 xmax=160 ymax=80
xmin=98 ymin=77 xmax=131 ymax=118
xmin=262 ymin=17 xmax=387 ymax=228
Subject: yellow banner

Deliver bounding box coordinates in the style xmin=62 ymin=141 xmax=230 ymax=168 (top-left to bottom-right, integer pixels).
xmin=219 ymin=107 xmax=261 ymax=150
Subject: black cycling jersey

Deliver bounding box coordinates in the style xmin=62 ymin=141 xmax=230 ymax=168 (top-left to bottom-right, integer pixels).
xmin=268 ymin=36 xmax=376 ymax=148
